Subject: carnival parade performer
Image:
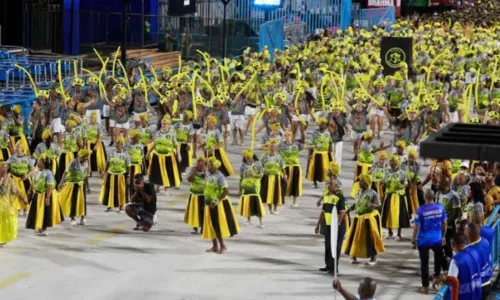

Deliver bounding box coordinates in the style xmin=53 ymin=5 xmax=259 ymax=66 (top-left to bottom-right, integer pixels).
xmin=7 ymin=105 xmax=30 ymax=155
xmin=343 ymin=174 xmax=385 ymax=265
xmin=86 ymin=111 xmax=107 ymax=176
xmin=260 ymin=139 xmax=287 ymax=215
xmin=0 ymin=116 xmax=12 ymax=162
xmin=58 ymin=149 xmax=91 ymax=226
xmin=0 ymin=162 xmax=26 ymax=246
xmin=100 ymin=136 xmax=131 ymax=212
xmin=202 ymin=115 xmax=234 ymax=177
xmin=7 ymin=143 xmax=35 ymax=215
xmin=33 ymin=129 xmax=60 ymax=175
xmin=25 ymin=155 xmax=64 ymax=236
xmin=279 ymin=131 xmax=304 ymax=207
xmin=381 ymin=155 xmax=410 ymax=240
xmin=55 ymin=119 xmax=83 ymax=184
xmin=126 ymin=130 xmax=145 ymax=186
xmin=184 ymin=156 xmax=207 ymax=234
xmin=238 ymin=149 xmax=266 ymax=228
xmin=307 ymin=118 xmax=333 ymax=188
xmin=202 ymin=157 xmax=240 ymax=254
xmin=402 ymin=148 xmax=423 ymax=214
xmin=148 ymin=115 xmax=181 ymax=193
xmin=368 ymin=151 xmax=387 ymax=201
xmin=175 ymin=111 xmax=194 ymax=176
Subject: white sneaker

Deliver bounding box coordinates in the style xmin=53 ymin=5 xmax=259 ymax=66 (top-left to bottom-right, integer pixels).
xmin=36 ymin=231 xmax=48 ymax=236
xmin=273 ymin=211 xmax=280 ymax=215
xmin=257 ymin=224 xmax=265 ymax=229
xmin=385 ymin=234 xmax=395 ymax=240
xmin=70 ymin=220 xmax=77 ymax=226
xmin=80 ymin=219 xmax=87 ymax=226
xmin=245 ymin=222 xmax=251 ymax=226
xmin=292 ymin=204 xmax=299 ymax=208
xmin=153 ymin=215 xmax=158 ymax=226
xmin=366 ymin=260 xmax=377 ymax=266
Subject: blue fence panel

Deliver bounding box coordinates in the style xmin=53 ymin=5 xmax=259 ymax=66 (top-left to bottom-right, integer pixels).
xmin=359 ymin=7 xmax=395 ymax=31
xmin=259 ymin=19 xmax=284 ymax=60
xmin=434 ymin=205 xmax=500 ymax=300
xmin=340 ymin=0 xmax=352 ymax=30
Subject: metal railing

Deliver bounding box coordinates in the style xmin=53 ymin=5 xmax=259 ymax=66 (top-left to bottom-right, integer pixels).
xmin=434 ymin=205 xmax=500 ymax=300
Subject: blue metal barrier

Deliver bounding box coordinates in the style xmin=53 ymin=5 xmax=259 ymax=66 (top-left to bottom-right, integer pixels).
xmin=358 ymin=7 xmax=395 ymax=31
xmin=259 ymin=19 xmax=284 ymax=60
xmin=434 ymin=205 xmax=500 ymax=300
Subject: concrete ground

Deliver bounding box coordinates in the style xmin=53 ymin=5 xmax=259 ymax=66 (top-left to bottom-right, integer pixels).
xmin=0 ymin=121 xmax=436 ymax=300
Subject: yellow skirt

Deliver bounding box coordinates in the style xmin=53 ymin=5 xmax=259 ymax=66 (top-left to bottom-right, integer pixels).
xmin=99 ymin=173 xmax=127 ymax=208
xmin=56 ymin=152 xmax=76 ymax=184
xmin=88 ymin=141 xmax=107 ymax=173
xmin=184 ymin=193 xmax=205 ymax=228
xmin=407 ymin=184 xmax=419 ymax=216
xmin=237 ymin=194 xmax=267 ymax=218
xmin=0 ymin=214 xmax=18 ymax=244
xmin=0 ymin=147 xmax=11 ymax=161
xmin=306 ymin=151 xmax=331 ymax=182
xmin=25 ymin=191 xmax=63 ymax=230
xmin=206 ymin=148 xmax=234 ymax=177
xmin=10 ymin=135 xmax=30 ymax=155
xmin=148 ymin=152 xmax=180 ymax=188
xmin=285 ymin=165 xmax=302 ymax=197
xmin=381 ymin=193 xmax=410 ymax=229
xmin=260 ymin=174 xmax=284 ymax=206
xmin=202 ymin=198 xmax=240 ymax=240
xmin=60 ymin=182 xmax=86 ymax=217
xmin=342 ymin=210 xmax=385 ymax=258
xmin=10 ymin=174 xmax=30 ymax=211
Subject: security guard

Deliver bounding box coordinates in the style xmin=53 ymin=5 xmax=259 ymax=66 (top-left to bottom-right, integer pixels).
xmin=315 ymin=177 xmax=346 ymax=275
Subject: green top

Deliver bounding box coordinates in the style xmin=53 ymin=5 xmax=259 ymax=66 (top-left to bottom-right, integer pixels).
xmin=203 ymin=171 xmax=227 ymax=205
xmin=0 ymin=129 xmax=9 ymax=149
xmin=311 ymin=130 xmax=331 ymax=152
xmin=355 ymin=188 xmax=380 ymax=215
xmin=190 ymin=171 xmax=206 ymax=194
xmin=62 ymin=131 xmax=81 ymax=153
xmin=7 ymin=155 xmax=35 ymax=177
xmin=107 ymin=151 xmax=131 ymax=174
xmin=65 ymin=159 xmax=88 ymax=183
xmin=261 ymin=154 xmax=284 ymax=176
xmin=278 ymin=142 xmax=303 ymax=166
xmin=154 ymin=130 xmax=177 ymax=154
xmin=383 ymin=168 xmax=407 ymax=195
xmin=86 ymin=124 xmax=101 ymax=144
xmin=32 ymin=169 xmax=56 ymax=193
xmin=126 ymin=143 xmax=144 ymax=165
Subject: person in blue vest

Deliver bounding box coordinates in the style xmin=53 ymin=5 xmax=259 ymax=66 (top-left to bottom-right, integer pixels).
xmin=315 ymin=177 xmax=346 ymax=275
xmin=465 ymin=223 xmax=492 ymax=299
xmin=470 ymin=210 xmax=494 ymax=246
xmin=412 ymin=189 xmax=447 ymax=295
xmin=448 ymin=232 xmax=482 ymax=300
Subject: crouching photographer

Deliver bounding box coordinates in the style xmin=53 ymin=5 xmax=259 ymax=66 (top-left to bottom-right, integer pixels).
xmin=126 ymin=174 xmax=158 ymax=231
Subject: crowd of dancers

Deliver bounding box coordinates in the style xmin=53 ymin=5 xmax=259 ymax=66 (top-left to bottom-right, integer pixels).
xmin=0 ymin=11 xmax=500 ymax=298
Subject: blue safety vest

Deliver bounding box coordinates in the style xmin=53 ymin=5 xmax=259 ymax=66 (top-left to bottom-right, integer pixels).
xmin=453 ymin=250 xmax=482 ymax=300
xmin=466 ymin=238 xmax=492 ymax=285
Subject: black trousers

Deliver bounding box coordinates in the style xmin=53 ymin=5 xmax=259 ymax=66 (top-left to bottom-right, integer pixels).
xmin=444 ymin=224 xmax=456 ymax=267
xmin=482 ymin=283 xmax=490 ymax=300
xmin=418 ymin=244 xmax=445 ymax=287
xmin=324 ymin=222 xmax=346 ymax=273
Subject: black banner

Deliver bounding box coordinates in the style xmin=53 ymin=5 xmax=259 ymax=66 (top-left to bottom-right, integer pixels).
xmin=380 ymin=37 xmax=413 ymax=76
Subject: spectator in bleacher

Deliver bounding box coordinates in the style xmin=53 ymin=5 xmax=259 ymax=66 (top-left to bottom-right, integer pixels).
xmin=165 ymin=28 xmax=176 ymax=52
xmin=180 ymin=28 xmax=193 ymax=59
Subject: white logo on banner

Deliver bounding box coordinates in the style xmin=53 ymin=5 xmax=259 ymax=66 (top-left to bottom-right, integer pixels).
xmin=368 ymin=0 xmax=394 ymax=6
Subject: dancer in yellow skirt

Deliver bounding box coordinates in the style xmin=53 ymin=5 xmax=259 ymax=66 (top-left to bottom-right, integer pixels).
xmin=203 ymin=157 xmax=239 ymax=254
xmin=202 ymin=115 xmax=234 ymax=177
xmin=368 ymin=151 xmax=387 ymax=201
xmin=0 ymin=162 xmax=26 ymax=246
xmin=126 ymin=130 xmax=144 ymax=181
xmin=238 ymin=149 xmax=266 ymax=228
xmin=381 ymin=154 xmax=409 ymax=240
xmin=175 ymin=111 xmax=194 ymax=176
xmin=7 ymin=143 xmax=36 ymax=215
xmin=351 ymin=131 xmax=391 ymax=198
xmin=184 ymin=156 xmax=207 ymax=234
xmin=7 ymin=105 xmax=30 ymax=155
xmin=25 ymin=155 xmax=64 ymax=236
xmin=343 ymin=174 xmax=385 ymax=265
xmin=100 ymin=136 xmax=131 ymax=212
xmin=148 ymin=115 xmax=181 ymax=193
xmin=260 ymin=139 xmax=287 ymax=215
xmin=307 ymin=118 xmax=333 ymax=188
xmin=33 ymin=129 xmax=60 ymax=175
xmin=56 ymin=119 xmax=83 ymax=184
xmin=58 ymin=149 xmax=91 ymax=226
xmin=86 ymin=112 xmax=107 ymax=176
xmin=402 ymin=148 xmax=422 ymax=215
xmin=279 ymin=130 xmax=305 ymax=207
xmin=0 ymin=117 xmax=12 ymax=162
xmin=138 ymin=114 xmax=155 ymax=169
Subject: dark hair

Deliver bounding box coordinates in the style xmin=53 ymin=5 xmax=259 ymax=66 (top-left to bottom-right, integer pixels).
xmin=451 ymin=232 xmax=467 ymax=246
xmin=134 ymin=174 xmax=144 ymax=181
xmin=468 ymin=182 xmax=484 ymax=205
